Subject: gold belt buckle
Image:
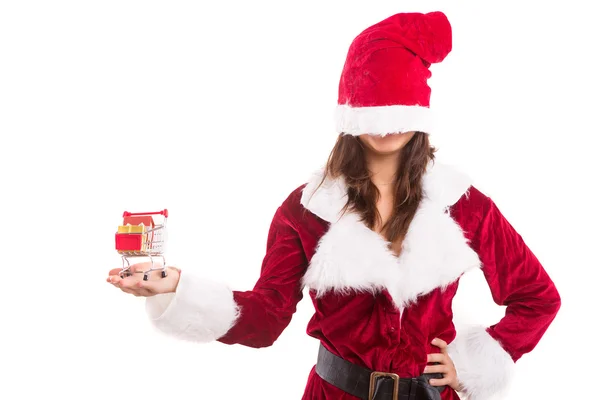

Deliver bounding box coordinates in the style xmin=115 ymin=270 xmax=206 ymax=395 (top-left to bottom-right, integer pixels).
xmin=368 ymin=371 xmax=400 ymax=400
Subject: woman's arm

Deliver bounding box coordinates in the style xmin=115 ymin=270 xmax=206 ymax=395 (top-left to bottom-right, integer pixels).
xmin=145 ymin=202 xmax=308 ymax=348
xmin=447 ymin=187 xmax=561 ymax=400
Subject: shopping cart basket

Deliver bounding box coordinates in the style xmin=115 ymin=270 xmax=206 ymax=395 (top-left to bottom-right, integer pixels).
xmin=115 ymin=209 xmax=168 ymax=281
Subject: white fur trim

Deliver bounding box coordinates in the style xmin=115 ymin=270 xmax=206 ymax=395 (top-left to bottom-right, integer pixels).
xmin=422 ymin=161 xmax=474 ymax=208
xmin=448 ymin=326 xmax=515 ymax=400
xmin=145 ymin=272 xmax=240 ymax=342
xmin=300 ymin=169 xmax=348 ymax=223
xmin=300 ymin=162 xmax=481 ymax=308
xmin=335 ymin=104 xmax=434 ymax=135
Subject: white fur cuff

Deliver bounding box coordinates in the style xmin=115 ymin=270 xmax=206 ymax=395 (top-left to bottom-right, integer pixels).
xmin=145 ymin=272 xmax=240 ymax=343
xmin=447 ymin=326 xmax=515 ymax=400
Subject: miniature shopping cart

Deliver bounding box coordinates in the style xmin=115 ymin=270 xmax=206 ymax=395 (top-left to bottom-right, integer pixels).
xmin=115 ymin=209 xmax=168 ymax=281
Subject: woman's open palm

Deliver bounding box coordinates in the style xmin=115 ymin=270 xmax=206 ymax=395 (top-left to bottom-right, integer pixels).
xmin=107 ymin=262 xmax=180 ymax=297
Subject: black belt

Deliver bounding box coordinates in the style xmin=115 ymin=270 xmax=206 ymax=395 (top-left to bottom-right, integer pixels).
xmin=315 ymin=343 xmax=445 ymax=400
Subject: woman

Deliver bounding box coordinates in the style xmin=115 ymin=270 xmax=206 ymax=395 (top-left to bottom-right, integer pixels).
xmin=107 ymin=11 xmax=561 ymax=400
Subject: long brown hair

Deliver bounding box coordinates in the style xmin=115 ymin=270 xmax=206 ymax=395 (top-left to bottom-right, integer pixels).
xmin=321 ymin=132 xmax=435 ymax=246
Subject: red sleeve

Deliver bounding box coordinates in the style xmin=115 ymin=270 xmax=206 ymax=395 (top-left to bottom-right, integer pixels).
xmin=448 ymin=187 xmax=561 ymax=399
xmin=144 ymin=197 xmax=308 ymax=348
xmin=470 ymin=187 xmax=561 ymax=360
xmin=217 ymin=205 xmax=308 ymax=347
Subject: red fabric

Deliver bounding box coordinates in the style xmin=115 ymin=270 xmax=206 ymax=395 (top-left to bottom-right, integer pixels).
xmin=450 ymin=189 xmax=562 ymax=362
xmin=217 ymin=186 xmax=561 ymax=399
xmin=217 ymin=205 xmax=308 ymax=348
xmin=338 ymin=12 xmax=452 ymax=108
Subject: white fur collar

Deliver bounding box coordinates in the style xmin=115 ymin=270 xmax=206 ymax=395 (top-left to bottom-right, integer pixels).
xmin=300 ymin=161 xmax=481 ymax=309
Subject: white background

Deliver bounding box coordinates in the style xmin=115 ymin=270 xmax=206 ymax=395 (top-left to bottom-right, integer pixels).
xmin=1 ymin=1 xmax=598 ymax=399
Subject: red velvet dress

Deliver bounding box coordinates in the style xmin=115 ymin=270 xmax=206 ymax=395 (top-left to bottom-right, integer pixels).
xmin=145 ymin=163 xmax=561 ymax=400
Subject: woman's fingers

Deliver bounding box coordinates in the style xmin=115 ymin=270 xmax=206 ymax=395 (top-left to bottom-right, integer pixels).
xmin=423 ymin=364 xmax=447 ymax=374
xmin=107 ymin=274 xmax=122 ymax=286
xmin=114 ymin=276 xmax=149 ymax=296
xmin=426 ymin=353 xmax=445 ymax=363
xmin=431 ymin=338 xmax=448 ymax=352
xmin=115 ymin=279 xmax=141 ymax=296
xmin=428 ymin=338 xmax=461 ymax=390
xmin=429 ymin=377 xmax=452 ymax=387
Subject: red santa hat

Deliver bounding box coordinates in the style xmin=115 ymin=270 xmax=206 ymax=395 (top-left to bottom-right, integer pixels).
xmin=336 ymin=11 xmax=452 ymax=136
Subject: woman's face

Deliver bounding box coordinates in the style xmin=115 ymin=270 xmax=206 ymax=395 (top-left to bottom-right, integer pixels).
xmin=358 ymin=131 xmax=416 ymax=155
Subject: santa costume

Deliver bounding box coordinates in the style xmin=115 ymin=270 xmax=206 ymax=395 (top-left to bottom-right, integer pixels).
xmin=145 ymin=11 xmax=561 ymax=400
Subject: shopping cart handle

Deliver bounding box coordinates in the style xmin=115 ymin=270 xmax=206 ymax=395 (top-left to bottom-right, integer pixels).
xmin=123 ymin=209 xmax=168 ymax=218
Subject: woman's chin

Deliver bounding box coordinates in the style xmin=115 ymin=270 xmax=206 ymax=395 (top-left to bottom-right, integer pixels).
xmin=370 ymin=144 xmax=403 ymax=155
xmin=360 ymin=132 xmax=415 ymax=154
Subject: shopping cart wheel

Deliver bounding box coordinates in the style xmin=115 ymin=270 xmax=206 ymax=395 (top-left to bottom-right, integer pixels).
xmin=161 ymin=270 xmax=167 ymax=278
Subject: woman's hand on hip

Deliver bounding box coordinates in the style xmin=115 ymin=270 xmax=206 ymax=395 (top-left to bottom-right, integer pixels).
xmin=424 ymin=338 xmax=462 ymax=391
xmin=107 ymin=262 xmax=181 ymax=297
